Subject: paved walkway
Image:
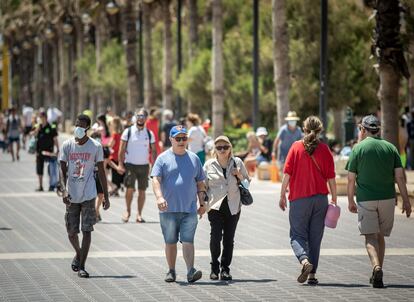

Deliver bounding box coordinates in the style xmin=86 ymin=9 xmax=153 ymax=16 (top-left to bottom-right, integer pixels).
xmin=0 ymin=142 xmax=414 ymax=301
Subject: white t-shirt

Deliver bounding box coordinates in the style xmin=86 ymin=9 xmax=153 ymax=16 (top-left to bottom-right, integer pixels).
xmin=121 ymin=125 xmax=155 ymax=165
xmin=22 ymin=106 xmax=33 ymax=127
xmin=188 ymin=125 xmax=206 ymax=153
xmin=47 ymin=107 xmax=62 ymax=124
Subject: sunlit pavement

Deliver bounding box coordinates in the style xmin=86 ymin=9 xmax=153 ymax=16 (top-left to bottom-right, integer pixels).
xmin=1 ymin=140 xmax=413 ymax=302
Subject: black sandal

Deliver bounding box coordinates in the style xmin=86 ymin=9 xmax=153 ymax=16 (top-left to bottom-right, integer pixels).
xmin=71 ymin=257 xmax=80 ymax=272
xmin=307 ymin=277 xmax=319 ymax=285
xmin=78 ymin=269 xmax=89 ymax=278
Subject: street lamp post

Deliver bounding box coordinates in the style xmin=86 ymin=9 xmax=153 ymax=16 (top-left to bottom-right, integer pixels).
xmin=319 ymin=0 xmax=328 ymax=136
xmin=176 ymin=0 xmax=182 ymax=118
xmin=253 ymin=0 xmax=259 ymax=129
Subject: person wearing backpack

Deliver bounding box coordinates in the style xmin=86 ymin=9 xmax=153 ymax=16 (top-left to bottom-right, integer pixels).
xmin=118 ymin=108 xmax=157 ymax=223
xmin=6 ymin=107 xmax=22 ymax=162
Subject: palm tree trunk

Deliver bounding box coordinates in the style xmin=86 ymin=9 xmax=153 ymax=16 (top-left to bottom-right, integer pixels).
xmin=162 ymin=0 xmax=173 ymax=111
xmin=370 ymin=0 xmax=410 ymax=148
xmin=58 ymin=27 xmax=69 ymax=124
xmin=272 ymin=0 xmax=290 ymax=129
xmin=379 ymin=64 xmax=400 ymax=147
xmin=43 ymin=42 xmax=53 ymax=107
xmin=52 ymin=39 xmax=60 ymax=110
xmin=212 ymin=0 xmax=224 ymax=138
xmin=33 ymin=43 xmax=43 ymax=109
xmin=187 ymin=0 xmax=198 ymax=112
xmin=75 ymin=18 xmax=87 ymax=114
xmin=122 ymin=0 xmax=140 ymax=111
xmin=408 ymin=36 xmax=414 ymax=110
xmin=143 ymin=2 xmax=155 ymax=108
xmin=95 ymin=8 xmax=109 ymax=114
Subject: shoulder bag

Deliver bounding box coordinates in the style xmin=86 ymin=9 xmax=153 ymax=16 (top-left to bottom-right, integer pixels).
xmin=232 ymin=158 xmax=253 ymax=206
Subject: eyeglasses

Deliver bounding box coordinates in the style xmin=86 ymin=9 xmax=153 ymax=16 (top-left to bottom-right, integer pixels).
xmin=136 ymin=114 xmax=146 ymax=119
xmin=216 ymin=145 xmax=230 ymax=151
xmin=174 ymin=136 xmax=188 ymax=142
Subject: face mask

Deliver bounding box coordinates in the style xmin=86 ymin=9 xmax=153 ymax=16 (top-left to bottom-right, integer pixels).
xmin=74 ymin=126 xmax=87 ymax=139
xmin=288 ymin=121 xmax=297 ymax=127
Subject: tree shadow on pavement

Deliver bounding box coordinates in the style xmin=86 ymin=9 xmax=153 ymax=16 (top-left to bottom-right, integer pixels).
xmin=316 ymin=283 xmax=369 ymax=288
xmin=178 ymin=279 xmax=277 ymax=286
xmin=89 ymin=275 xmax=136 ymax=279
xmin=0 ymin=227 xmax=12 ymax=231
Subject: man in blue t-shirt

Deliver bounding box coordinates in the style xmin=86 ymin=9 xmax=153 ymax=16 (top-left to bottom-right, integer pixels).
xmin=151 ymin=125 xmax=206 ymax=283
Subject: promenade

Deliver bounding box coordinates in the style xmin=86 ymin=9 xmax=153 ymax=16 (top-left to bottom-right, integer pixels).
xmin=0 ymin=146 xmax=413 ymax=301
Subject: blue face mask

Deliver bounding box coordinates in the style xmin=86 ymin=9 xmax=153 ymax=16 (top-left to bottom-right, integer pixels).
xmin=74 ymin=127 xmax=87 ymax=139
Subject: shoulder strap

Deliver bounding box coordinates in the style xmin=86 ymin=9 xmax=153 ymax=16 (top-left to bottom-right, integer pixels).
xmin=147 ymin=128 xmax=152 ymax=150
xmin=303 ymin=141 xmax=324 ymax=179
xmin=232 ymin=158 xmax=241 ymax=184
xmin=124 ymin=126 xmax=131 ymax=153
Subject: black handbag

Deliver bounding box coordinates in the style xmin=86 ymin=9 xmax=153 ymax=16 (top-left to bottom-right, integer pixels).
xmin=232 ymin=159 xmax=253 ymax=206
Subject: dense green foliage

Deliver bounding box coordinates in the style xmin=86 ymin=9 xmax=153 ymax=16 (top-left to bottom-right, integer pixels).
xmin=13 ymin=0 xmax=405 ymax=133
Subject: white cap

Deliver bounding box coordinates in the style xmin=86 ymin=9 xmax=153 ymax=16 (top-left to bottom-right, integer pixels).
xmin=256 ymin=127 xmax=268 ymax=136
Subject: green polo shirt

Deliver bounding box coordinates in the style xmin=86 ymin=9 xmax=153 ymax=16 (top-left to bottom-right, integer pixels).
xmin=345 ymin=136 xmax=402 ymax=202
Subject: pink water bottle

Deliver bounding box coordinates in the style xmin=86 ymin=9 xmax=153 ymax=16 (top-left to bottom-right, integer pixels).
xmin=325 ymin=204 xmax=341 ymax=228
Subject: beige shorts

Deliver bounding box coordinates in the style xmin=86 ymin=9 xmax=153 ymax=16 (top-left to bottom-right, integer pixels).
xmin=357 ymin=199 xmax=395 ymax=236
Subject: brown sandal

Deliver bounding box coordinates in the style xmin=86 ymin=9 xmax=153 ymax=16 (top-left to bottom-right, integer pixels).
xmin=297 ymin=262 xmax=313 ymax=283
xmin=121 ymin=213 xmax=130 ymax=223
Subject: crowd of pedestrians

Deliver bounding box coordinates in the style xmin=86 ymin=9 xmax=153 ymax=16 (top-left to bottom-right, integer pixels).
xmin=1 ymin=104 xmax=411 ymax=288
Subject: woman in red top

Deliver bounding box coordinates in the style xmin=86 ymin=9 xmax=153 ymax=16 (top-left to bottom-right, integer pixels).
xmin=108 ymin=117 xmax=124 ymax=196
xmin=145 ymin=108 xmax=161 ymax=157
xmin=279 ymin=116 xmax=337 ymax=285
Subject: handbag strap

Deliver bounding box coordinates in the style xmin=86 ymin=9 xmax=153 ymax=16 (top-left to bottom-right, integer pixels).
xmin=232 ymin=158 xmax=241 ymax=184
xmin=303 ymin=141 xmax=325 ymax=179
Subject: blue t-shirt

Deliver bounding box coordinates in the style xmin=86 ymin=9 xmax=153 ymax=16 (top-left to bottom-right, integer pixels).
xmin=276 ymin=124 xmax=303 ymax=163
xmin=151 ymin=149 xmax=205 ymax=213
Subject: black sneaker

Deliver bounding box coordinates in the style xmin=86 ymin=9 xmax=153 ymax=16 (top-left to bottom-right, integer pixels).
xmin=220 ymin=270 xmax=232 ymax=281
xmin=210 ymin=271 xmax=219 ymax=280
xmin=35 ymin=187 xmax=44 ymax=192
xmin=164 ymin=269 xmax=176 ymax=282
xmin=187 ymin=268 xmax=202 ymax=283
xmin=372 ymin=267 xmax=384 ymax=288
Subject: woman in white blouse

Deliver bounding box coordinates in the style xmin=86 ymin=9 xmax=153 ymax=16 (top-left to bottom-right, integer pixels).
xmin=203 ymin=135 xmax=250 ymax=281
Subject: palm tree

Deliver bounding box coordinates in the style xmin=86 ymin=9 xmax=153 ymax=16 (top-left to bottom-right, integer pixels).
xmin=162 ymin=0 xmax=173 ymax=110
xmin=366 ymin=0 xmax=410 ymax=147
xmin=272 ymin=0 xmax=290 ymax=129
xmin=405 ymin=1 xmax=414 ymax=110
xmin=142 ymin=1 xmax=155 ymax=108
xmin=212 ymin=0 xmax=224 ymax=138
xmin=121 ymin=0 xmax=140 ymax=111
xmin=187 ymin=0 xmax=198 ymax=112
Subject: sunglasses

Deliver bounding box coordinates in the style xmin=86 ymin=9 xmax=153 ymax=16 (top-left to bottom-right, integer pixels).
xmin=216 ymin=145 xmax=230 ymax=151
xmin=174 ymin=136 xmax=188 ymax=142
xmin=136 ymin=114 xmax=146 ymax=119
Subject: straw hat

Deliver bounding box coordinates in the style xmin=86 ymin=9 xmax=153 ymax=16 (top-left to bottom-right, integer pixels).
xmin=285 ymin=111 xmax=300 ymax=121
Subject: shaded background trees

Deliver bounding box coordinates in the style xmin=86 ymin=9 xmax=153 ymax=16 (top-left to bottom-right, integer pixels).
xmin=1 ymin=0 xmax=413 ymax=143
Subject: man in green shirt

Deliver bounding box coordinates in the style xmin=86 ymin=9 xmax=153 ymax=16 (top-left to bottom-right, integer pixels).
xmin=346 ymin=115 xmax=411 ymax=288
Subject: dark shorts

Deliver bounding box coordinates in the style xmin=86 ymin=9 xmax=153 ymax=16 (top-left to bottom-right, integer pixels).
xmin=36 ymin=154 xmax=51 ymax=176
xmin=124 ymin=163 xmax=149 ymax=190
xmin=65 ymin=199 xmax=96 ymax=234
xmin=8 ymin=136 xmax=19 ymax=143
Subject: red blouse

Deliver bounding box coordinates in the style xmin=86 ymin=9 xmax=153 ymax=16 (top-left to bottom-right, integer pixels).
xmin=283 ymin=141 xmax=335 ymax=201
